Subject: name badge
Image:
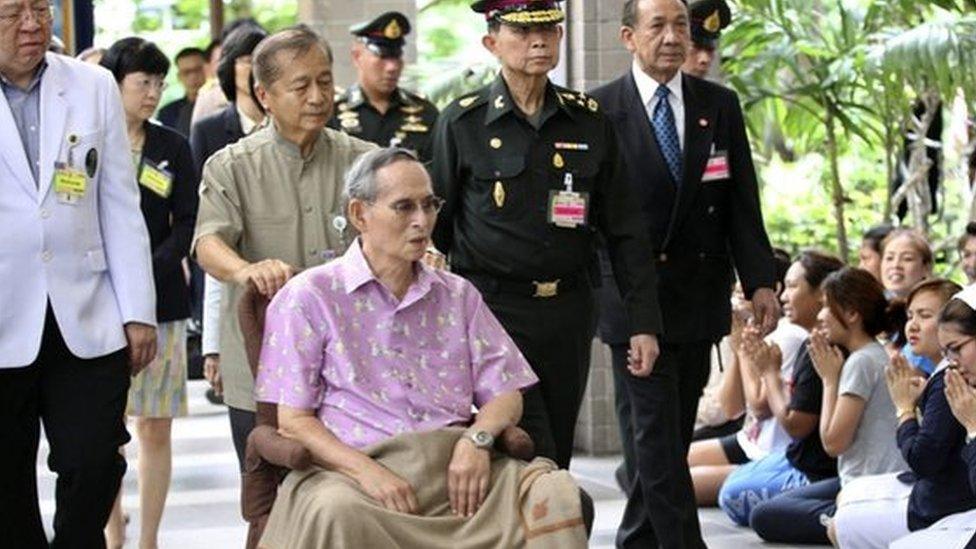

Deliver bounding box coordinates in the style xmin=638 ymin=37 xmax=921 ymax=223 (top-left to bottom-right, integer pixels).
xmin=139 ymin=160 xmax=173 ymax=198
xmin=53 ymin=161 xmax=87 ymax=204
xmin=702 ymin=150 xmax=730 ymax=182
xmin=548 ymin=190 xmax=589 ymax=228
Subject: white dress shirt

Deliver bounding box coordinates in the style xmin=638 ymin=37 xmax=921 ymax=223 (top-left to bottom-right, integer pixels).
xmin=632 ymin=60 xmax=685 ymax=151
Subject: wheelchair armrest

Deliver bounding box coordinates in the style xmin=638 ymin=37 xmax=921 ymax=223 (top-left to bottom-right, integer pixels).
xmin=248 ymin=424 xmax=313 ymax=471
xmin=496 ymin=425 xmax=534 ymax=461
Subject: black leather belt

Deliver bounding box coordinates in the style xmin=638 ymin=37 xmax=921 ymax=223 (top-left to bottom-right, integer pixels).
xmin=459 ymin=271 xmax=582 ymax=298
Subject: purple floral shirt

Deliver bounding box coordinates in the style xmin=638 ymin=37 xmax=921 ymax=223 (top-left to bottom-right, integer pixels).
xmin=255 ymin=239 xmax=538 ymax=449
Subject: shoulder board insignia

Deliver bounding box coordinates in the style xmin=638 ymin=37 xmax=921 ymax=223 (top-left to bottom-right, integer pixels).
xmin=338 ymin=111 xmax=358 ymax=119
xmin=560 ymin=92 xmax=577 ymax=102
xmin=401 ymin=104 xmax=424 ymax=114
xmin=338 ymin=102 xmax=351 ymax=112
xmin=401 ymin=123 xmax=429 ymax=133
xmin=458 ymin=95 xmax=478 ymax=108
xmin=587 ymin=97 xmax=599 ymax=112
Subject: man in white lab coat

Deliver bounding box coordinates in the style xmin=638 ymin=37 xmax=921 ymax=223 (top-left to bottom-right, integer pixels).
xmin=0 ymin=1 xmax=157 ymax=546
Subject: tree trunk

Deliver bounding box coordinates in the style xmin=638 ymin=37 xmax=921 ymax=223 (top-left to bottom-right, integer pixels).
xmin=825 ymin=106 xmax=849 ymax=260
xmin=890 ymin=91 xmax=939 ymax=235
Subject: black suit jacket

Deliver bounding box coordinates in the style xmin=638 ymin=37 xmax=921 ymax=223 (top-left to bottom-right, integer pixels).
xmin=139 ymin=121 xmax=199 ymax=322
xmin=189 ymin=103 xmax=245 ymax=175
xmin=158 ymin=96 xmax=193 ymax=138
xmin=591 ymin=72 xmax=775 ymax=344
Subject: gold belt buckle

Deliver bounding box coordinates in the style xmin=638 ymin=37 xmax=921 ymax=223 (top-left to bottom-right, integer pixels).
xmin=533 ymin=279 xmax=560 ymax=298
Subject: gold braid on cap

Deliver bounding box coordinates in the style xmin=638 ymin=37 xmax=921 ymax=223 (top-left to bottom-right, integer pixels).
xmin=498 ymin=8 xmax=565 ymax=24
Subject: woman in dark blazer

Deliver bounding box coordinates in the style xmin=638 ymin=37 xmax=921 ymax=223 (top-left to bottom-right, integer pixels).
xmin=100 ymin=37 xmax=198 ymax=549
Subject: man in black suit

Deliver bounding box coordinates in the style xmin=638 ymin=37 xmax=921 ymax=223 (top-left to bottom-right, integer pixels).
xmin=590 ymin=0 xmax=780 ymax=547
xmin=158 ymin=47 xmax=207 ymax=137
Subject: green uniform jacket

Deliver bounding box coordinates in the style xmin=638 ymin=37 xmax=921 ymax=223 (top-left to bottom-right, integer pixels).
xmin=329 ymin=85 xmax=439 ymax=162
xmin=430 ymin=74 xmax=662 ymax=336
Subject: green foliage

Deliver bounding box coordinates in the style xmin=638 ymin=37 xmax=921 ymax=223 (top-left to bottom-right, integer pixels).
xmin=171 ymin=0 xmax=205 ymax=30
xmin=724 ymin=0 xmax=976 ymax=259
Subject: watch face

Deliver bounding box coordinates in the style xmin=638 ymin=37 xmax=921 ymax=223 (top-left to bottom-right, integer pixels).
xmin=473 ymin=431 xmax=493 ymax=447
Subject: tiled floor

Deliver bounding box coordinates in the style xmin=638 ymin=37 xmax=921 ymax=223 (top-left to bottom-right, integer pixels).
xmin=37 ymin=381 xmax=805 ymax=548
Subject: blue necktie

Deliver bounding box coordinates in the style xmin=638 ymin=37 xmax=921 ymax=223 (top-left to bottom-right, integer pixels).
xmin=652 ymin=85 xmax=682 ymax=187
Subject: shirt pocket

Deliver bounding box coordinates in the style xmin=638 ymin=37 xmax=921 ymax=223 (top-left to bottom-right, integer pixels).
xmin=470 ymin=155 xmax=527 ymax=221
xmin=545 ymin=155 xmax=601 ymax=228
xmin=242 ymin=215 xmax=295 ymax=259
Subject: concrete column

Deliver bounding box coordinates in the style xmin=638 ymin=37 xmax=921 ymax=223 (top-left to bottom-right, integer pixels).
xmin=566 ymin=0 xmax=630 ymax=92
xmin=297 ymin=0 xmax=418 ymax=89
xmin=574 ymin=339 xmax=622 ymax=455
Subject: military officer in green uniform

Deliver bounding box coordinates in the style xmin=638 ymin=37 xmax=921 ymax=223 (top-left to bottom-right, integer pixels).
xmin=329 ymin=11 xmax=439 ymax=161
xmin=683 ymin=0 xmax=731 ymax=78
xmin=430 ymin=0 xmax=663 ymax=470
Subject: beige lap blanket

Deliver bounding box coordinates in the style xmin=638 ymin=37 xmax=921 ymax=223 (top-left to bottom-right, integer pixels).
xmin=259 ymin=428 xmax=587 ymax=549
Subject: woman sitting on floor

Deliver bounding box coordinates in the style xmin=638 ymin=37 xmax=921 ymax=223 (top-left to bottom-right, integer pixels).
xmin=746 ymin=267 xmax=909 ymax=544
xmin=841 ymin=282 xmax=976 ymax=548
xmin=714 ymin=251 xmax=844 ymax=524
xmin=688 ymin=251 xmax=808 ymax=506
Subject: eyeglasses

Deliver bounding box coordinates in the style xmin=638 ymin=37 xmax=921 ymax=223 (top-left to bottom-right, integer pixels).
xmin=0 ymin=2 xmax=52 ymax=26
xmin=940 ymin=336 xmax=976 ymax=361
xmin=126 ymin=75 xmax=168 ymax=93
xmin=373 ymin=196 xmax=445 ymax=218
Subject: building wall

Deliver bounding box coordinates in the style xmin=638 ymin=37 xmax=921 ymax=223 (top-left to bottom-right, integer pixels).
xmin=298 ymin=0 xmax=418 ymax=89
xmin=567 ymin=0 xmax=630 ymax=92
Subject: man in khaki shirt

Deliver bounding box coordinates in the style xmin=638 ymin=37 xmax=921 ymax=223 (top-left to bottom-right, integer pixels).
xmin=192 ymin=26 xmax=376 ymax=470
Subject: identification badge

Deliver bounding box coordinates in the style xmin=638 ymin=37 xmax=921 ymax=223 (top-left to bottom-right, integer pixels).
xmin=53 ymin=161 xmax=87 ymax=204
xmin=548 ymin=190 xmax=589 ymax=228
xmin=139 ymin=160 xmax=173 ymax=198
xmin=702 ymin=150 xmax=730 ymax=182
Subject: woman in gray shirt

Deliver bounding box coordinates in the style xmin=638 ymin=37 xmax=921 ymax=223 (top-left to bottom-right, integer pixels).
xmin=750 ymin=267 xmax=907 ymax=544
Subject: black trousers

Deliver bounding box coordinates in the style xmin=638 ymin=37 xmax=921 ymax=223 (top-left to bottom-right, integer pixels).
xmin=610 ymin=344 xmax=637 ymax=488
xmin=750 ymin=477 xmax=839 ymax=545
xmin=616 ymin=341 xmax=711 ymax=549
xmin=228 ymin=405 xmax=256 ymax=473
xmin=0 ymin=309 xmax=130 ymax=549
xmin=482 ymin=287 xmax=596 ymax=469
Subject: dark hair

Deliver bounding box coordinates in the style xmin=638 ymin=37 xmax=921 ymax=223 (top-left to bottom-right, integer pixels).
xmin=957 ymin=221 xmax=976 ymax=251
xmin=175 ymin=47 xmax=206 ymax=64
xmin=861 ymin=224 xmax=894 ymax=254
xmin=622 ymin=0 xmax=687 ymax=27
xmin=821 ymin=267 xmax=893 ymax=337
xmin=907 ymin=278 xmax=961 ymax=310
xmin=253 ymin=25 xmax=334 ymax=89
xmin=939 ymin=298 xmax=976 ymax=336
xmin=222 ymin=17 xmax=261 ymax=41
xmin=217 ymin=24 xmax=268 ymax=103
xmin=100 ymin=37 xmax=170 ymax=83
xmin=797 ymin=250 xmax=845 ymax=289
xmin=881 ymin=228 xmax=933 ymax=267
xmin=204 ymin=39 xmax=221 ymax=61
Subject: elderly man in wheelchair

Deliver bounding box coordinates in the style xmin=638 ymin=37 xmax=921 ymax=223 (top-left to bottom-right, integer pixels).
xmin=252 ymin=147 xmax=591 ymax=548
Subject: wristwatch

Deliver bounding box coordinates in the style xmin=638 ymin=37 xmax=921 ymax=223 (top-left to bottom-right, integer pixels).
xmin=464 ymin=429 xmax=494 ymax=450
